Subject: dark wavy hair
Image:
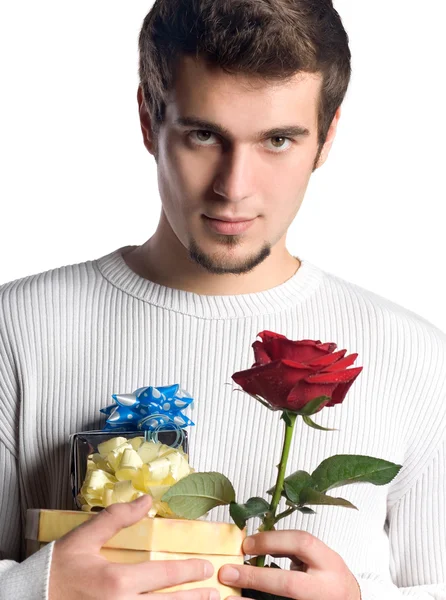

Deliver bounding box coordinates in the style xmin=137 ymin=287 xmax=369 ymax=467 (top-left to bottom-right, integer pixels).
xmin=138 ymin=0 xmax=351 ymax=148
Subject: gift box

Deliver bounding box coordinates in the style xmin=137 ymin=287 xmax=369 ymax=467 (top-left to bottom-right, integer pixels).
xmin=26 ymin=385 xmax=246 ymax=595
xmin=26 ymin=508 xmax=245 ymax=596
xmin=69 ymin=429 xmax=188 ymax=510
xmin=70 ymin=384 xmax=195 ymax=513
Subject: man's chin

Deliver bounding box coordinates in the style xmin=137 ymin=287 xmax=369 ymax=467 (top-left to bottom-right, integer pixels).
xmin=188 ymin=239 xmax=271 ymax=275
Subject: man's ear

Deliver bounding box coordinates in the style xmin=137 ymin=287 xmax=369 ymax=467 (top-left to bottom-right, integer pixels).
xmin=137 ymin=86 xmax=156 ymax=156
xmin=315 ymin=106 xmax=342 ymax=169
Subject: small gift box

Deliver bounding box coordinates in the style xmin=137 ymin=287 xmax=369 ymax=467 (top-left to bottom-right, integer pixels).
xmin=25 ymin=509 xmax=245 ymax=596
xmin=70 ymin=384 xmax=194 ymax=513
xmin=69 ymin=429 xmax=188 ymax=511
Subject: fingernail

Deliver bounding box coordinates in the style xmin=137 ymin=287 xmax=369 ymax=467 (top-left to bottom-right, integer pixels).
xmin=243 ymin=537 xmax=255 ymax=552
xmin=204 ymin=561 xmax=215 ymax=578
xmin=220 ymin=566 xmax=239 ymax=583
xmin=210 ymin=591 xmax=220 ymax=600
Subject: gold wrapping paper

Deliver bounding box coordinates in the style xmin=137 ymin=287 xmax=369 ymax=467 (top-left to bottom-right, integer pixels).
xmin=26 ymin=509 xmax=245 ymax=596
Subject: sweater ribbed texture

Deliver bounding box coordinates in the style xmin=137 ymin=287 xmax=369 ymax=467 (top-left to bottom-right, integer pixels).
xmin=0 ymin=245 xmax=445 ymax=599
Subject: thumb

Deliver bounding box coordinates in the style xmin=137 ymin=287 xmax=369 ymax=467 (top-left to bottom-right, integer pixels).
xmin=67 ymin=494 xmax=153 ymax=552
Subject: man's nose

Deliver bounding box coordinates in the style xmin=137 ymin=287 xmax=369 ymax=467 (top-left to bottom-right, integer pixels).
xmin=213 ymin=147 xmax=255 ymax=202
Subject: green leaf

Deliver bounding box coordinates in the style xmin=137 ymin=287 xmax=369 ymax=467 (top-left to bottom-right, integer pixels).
xmin=302 ymin=414 xmax=337 ymax=431
xmin=284 ymin=500 xmax=316 ymax=514
xmin=162 ymin=472 xmax=236 ymax=519
xmin=311 ymin=455 xmax=403 ymax=493
xmin=281 ymin=411 xmax=293 ymax=427
xmin=297 ymin=396 xmax=331 ymax=416
xmin=283 ymin=470 xmax=313 ymax=504
xmin=267 ymin=470 xmax=314 ymax=502
xmin=296 ymin=506 xmax=316 ymax=515
xmin=299 ymin=487 xmax=358 ymax=509
xmin=229 ymin=497 xmax=270 ymax=530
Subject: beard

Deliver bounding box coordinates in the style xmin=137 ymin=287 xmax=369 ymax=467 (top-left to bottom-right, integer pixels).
xmin=188 ymin=236 xmax=271 ymax=275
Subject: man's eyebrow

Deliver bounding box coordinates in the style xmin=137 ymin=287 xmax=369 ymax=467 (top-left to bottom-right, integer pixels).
xmin=174 ymin=116 xmax=310 ymax=139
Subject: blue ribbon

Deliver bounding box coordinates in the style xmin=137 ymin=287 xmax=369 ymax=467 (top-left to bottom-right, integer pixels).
xmin=100 ymin=384 xmax=195 ymax=432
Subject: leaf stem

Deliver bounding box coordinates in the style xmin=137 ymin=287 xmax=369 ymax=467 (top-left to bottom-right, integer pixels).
xmin=255 ymin=411 xmax=297 ymax=567
xmin=274 ymin=506 xmax=296 ymax=523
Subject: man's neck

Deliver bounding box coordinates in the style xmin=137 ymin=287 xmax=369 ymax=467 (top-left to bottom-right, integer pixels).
xmin=123 ymin=234 xmax=301 ymax=296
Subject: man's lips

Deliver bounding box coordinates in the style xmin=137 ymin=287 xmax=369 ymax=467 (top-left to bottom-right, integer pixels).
xmin=202 ymin=215 xmax=256 ymax=235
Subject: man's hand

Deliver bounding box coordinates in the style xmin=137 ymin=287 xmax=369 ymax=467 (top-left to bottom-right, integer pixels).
xmin=49 ymin=494 xmax=218 ymax=599
xmin=218 ymin=530 xmax=361 ymax=600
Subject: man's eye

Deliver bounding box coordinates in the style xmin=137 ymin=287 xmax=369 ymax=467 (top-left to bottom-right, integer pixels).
xmin=265 ymin=137 xmax=292 ymax=152
xmin=190 ymin=131 xmax=217 ymax=145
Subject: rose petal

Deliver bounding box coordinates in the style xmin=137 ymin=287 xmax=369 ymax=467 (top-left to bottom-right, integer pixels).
xmin=321 ymin=353 xmax=360 ymax=373
xmin=262 ymin=338 xmax=338 ymax=364
xmin=257 ymin=330 xmax=288 ymax=342
xmin=326 ymin=370 xmax=362 ymax=406
xmin=252 ymin=340 xmax=272 ymax=366
xmin=232 ymin=359 xmax=314 ymax=408
xmin=286 ymin=367 xmax=362 ymax=411
xmin=286 ymin=380 xmax=338 ymax=411
xmin=304 ymin=366 xmax=363 ymax=384
xmin=305 ymin=349 xmax=347 ymax=369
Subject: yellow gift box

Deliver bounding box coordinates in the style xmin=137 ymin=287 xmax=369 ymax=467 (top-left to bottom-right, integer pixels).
xmin=26 ymin=509 xmax=245 ymax=596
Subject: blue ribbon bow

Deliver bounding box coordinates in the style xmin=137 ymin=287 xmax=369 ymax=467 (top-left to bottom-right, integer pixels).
xmin=100 ymin=384 xmax=195 ymax=432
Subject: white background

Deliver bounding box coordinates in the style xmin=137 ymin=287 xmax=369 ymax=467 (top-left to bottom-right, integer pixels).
xmin=1 ymin=1 xmax=445 ymax=331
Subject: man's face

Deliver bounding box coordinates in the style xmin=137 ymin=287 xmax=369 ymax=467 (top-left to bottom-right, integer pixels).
xmin=142 ymin=56 xmax=330 ymax=275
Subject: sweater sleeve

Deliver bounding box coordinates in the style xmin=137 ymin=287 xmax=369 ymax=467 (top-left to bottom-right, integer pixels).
xmin=0 ymin=291 xmax=54 ymax=600
xmin=0 ymin=531 xmax=54 ymax=600
xmin=354 ymin=436 xmax=446 ymax=600
xmin=0 ymin=432 xmax=54 ymax=600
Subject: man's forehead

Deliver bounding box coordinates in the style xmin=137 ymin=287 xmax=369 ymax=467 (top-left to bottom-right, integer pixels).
xmin=165 ymin=55 xmax=321 ymax=136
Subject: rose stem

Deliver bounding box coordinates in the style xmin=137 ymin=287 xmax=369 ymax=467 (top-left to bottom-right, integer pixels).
xmin=256 ymin=411 xmax=297 ymax=567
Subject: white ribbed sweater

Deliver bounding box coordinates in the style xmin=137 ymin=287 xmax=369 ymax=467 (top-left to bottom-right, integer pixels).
xmin=0 ymin=245 xmax=445 ymax=600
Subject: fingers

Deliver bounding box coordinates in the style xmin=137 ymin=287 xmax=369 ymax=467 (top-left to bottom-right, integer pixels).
xmin=144 ymin=587 xmax=220 ymax=600
xmin=290 ymin=559 xmax=307 ymax=572
xmin=246 ymin=553 xmax=307 ymax=572
xmin=116 ymin=557 xmax=215 ymax=594
xmin=63 ymin=494 xmax=152 ymax=552
xmin=219 ymin=563 xmax=311 ymax=600
xmin=268 ymin=554 xmax=307 ymax=572
xmin=242 ymin=530 xmax=337 ymax=570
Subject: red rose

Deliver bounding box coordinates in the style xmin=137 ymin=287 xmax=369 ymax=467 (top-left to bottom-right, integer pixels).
xmin=232 ymin=331 xmax=362 ymax=413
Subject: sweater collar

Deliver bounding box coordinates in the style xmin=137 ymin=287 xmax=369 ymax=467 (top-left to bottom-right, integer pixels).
xmin=96 ymin=245 xmax=325 ymax=319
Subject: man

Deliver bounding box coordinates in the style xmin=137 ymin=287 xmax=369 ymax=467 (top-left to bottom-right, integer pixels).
xmin=1 ymin=0 xmax=445 ymax=599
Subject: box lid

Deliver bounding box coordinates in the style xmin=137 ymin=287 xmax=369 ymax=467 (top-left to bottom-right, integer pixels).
xmin=26 ymin=509 xmax=245 ymax=555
